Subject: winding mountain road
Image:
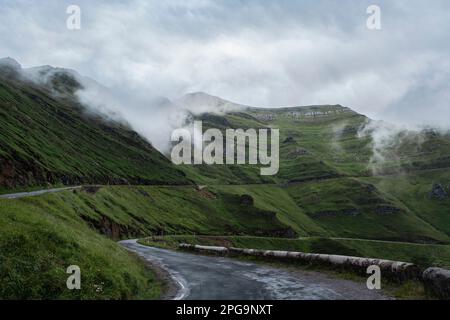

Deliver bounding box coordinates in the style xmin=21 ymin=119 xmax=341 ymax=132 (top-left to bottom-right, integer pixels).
xmin=0 ymin=186 xmax=403 ymax=300
xmin=120 ymin=239 xmax=391 ymax=300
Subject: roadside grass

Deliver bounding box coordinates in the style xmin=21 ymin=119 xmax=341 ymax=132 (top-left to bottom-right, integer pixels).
xmin=0 ymin=196 xmax=163 ymax=299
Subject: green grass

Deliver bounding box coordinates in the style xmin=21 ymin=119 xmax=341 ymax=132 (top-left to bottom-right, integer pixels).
xmin=362 ymin=170 xmax=450 ymax=237
xmin=285 ymin=177 xmax=449 ymax=243
xmin=212 ymin=181 xmax=449 ymax=243
xmin=0 ymin=193 xmax=163 ymax=299
xmin=212 ymin=184 xmax=327 ymax=237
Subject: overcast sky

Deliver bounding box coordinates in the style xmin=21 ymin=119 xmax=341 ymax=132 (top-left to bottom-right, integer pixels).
xmin=1 ymin=0 xmax=450 ymax=128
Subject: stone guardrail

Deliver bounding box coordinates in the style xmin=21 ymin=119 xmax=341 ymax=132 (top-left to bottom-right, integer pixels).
xmin=422 ymin=267 xmax=450 ymax=300
xmin=179 ymin=243 xmax=420 ymax=280
xmin=179 ymin=243 xmax=450 ymax=299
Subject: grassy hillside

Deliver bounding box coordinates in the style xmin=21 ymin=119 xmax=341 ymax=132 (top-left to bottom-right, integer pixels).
xmin=363 ymin=169 xmax=450 ymax=237
xmin=183 ymin=104 xmax=450 ymax=184
xmin=213 ymin=182 xmax=449 ymax=243
xmin=0 ymin=185 xmax=297 ymax=298
xmin=0 ymin=191 xmax=163 ymax=299
xmin=177 ymin=103 xmax=450 ymax=244
xmin=0 ymin=63 xmax=189 ymax=190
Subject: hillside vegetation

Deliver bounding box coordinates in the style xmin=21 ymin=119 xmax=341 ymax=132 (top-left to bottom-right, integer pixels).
xmin=0 ymin=60 xmax=189 ymax=190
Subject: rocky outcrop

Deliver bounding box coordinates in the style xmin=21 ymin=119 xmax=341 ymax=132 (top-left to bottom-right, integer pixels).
xmin=423 ymin=267 xmax=450 ymax=299
xmin=239 ymin=194 xmax=254 ymax=206
xmin=429 ymin=183 xmax=448 ymax=199
xmin=80 ymin=185 xmax=102 ymax=194
xmin=287 ymin=148 xmax=309 ymax=159
xmin=375 ymin=206 xmax=401 ymax=215
xmin=314 ymin=208 xmax=360 ymax=218
xmin=283 ymin=136 xmax=295 ymax=143
xmin=80 ymin=213 xmax=145 ymax=240
xmin=254 ymin=113 xmax=277 ymax=121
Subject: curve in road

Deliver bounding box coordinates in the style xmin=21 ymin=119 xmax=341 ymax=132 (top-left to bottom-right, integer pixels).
xmin=120 ymin=240 xmax=391 ymax=300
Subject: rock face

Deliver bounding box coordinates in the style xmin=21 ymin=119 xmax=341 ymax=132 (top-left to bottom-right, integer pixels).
xmin=239 ymin=194 xmax=254 ymax=206
xmin=283 ymin=136 xmax=295 ymax=143
xmin=375 ymin=206 xmax=401 ymax=216
xmin=314 ymin=208 xmax=360 ymax=218
xmin=423 ymin=267 xmax=450 ymax=299
xmin=287 ymin=147 xmax=309 ymax=159
xmin=429 ymin=183 xmax=449 ymax=199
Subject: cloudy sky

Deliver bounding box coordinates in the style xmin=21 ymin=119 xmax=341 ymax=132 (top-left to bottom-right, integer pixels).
xmin=1 ymin=0 xmax=450 ymax=128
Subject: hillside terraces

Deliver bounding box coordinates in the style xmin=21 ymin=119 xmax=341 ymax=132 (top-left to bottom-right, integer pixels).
xmin=250 ymin=105 xmax=353 ymax=122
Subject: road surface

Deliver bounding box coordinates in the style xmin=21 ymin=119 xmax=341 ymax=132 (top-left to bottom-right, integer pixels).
xmin=120 ymin=239 xmax=391 ymax=300
xmin=0 ymin=186 xmax=81 ymax=199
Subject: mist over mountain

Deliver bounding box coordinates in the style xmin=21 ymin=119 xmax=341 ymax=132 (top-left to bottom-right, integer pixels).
xmin=174 ymin=92 xmax=248 ymax=114
xmin=2 ymin=1 xmax=450 ymax=132
xmin=0 ymin=57 xmax=189 ymax=188
xmin=3 ymin=57 xmax=449 ymax=172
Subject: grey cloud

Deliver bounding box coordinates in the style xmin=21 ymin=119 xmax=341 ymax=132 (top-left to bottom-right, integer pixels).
xmin=1 ymin=0 xmax=450 ymax=151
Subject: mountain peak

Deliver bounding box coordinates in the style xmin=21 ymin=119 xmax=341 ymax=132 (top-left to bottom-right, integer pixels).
xmin=175 ymin=92 xmax=247 ymax=114
xmin=0 ymin=57 xmax=22 ymax=70
xmin=180 ymin=92 xmax=227 ymax=104
xmin=0 ymin=57 xmax=22 ymax=78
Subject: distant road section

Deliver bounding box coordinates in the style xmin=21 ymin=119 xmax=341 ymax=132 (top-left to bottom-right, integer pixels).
xmin=0 ymin=186 xmax=81 ymax=199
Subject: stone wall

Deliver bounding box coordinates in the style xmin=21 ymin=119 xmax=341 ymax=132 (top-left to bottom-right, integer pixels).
xmin=423 ymin=267 xmax=450 ymax=299
xmin=179 ymin=243 xmax=450 ymax=299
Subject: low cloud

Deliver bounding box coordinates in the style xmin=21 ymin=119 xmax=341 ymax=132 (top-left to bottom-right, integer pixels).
xmin=357 ymin=119 xmax=448 ymax=175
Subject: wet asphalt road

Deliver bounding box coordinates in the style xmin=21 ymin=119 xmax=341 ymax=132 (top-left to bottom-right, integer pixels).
xmin=120 ymin=240 xmax=390 ymax=300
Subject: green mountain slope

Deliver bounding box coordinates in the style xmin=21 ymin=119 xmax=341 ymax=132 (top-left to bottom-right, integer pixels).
xmin=0 ymin=59 xmax=189 ymax=190
xmin=182 ymin=102 xmax=450 ymax=184
xmin=177 ymin=97 xmax=450 ymax=243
